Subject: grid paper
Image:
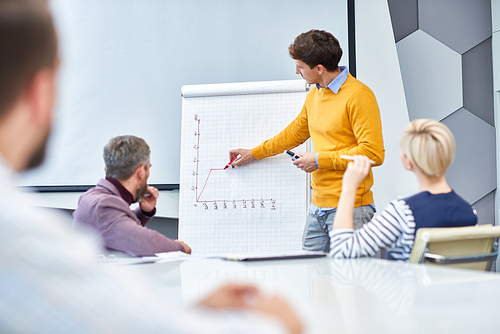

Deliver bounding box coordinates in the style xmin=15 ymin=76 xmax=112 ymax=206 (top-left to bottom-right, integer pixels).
xmin=179 ymin=82 xmax=309 ymax=254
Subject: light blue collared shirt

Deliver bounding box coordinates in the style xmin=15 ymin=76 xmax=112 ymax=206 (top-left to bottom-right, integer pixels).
xmin=315 ymin=65 xmax=349 ymax=93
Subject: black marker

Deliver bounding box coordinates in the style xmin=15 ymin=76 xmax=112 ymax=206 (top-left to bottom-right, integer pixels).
xmin=285 ymin=150 xmax=301 ymax=161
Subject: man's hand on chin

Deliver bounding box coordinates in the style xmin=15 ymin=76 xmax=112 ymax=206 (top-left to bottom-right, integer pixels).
xmin=139 ymin=185 xmax=159 ymax=212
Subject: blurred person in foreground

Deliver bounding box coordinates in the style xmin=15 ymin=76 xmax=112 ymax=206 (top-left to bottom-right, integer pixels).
xmin=0 ymin=1 xmax=301 ymax=333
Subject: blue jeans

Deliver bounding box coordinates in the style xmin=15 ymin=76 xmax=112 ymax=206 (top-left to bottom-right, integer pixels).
xmin=302 ymin=205 xmax=375 ymax=252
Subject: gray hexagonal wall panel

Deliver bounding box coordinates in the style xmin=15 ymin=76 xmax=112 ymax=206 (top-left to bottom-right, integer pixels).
xmin=442 ymin=108 xmax=496 ymax=204
xmin=419 ymin=0 xmax=492 ymax=54
xmin=472 ymin=190 xmax=495 ymax=225
xmin=387 ymin=0 xmax=418 ymax=42
xmin=463 ymin=37 xmax=494 ymax=126
xmin=397 ymin=30 xmax=462 ymax=121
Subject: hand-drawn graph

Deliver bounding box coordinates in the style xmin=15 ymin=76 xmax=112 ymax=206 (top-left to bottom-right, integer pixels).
xmin=179 ymin=80 xmax=310 ymax=254
xmin=192 ymin=115 xmax=277 ymax=211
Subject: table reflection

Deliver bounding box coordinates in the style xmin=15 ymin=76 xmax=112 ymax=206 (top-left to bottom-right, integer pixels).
xmin=123 ymin=256 xmax=500 ymax=334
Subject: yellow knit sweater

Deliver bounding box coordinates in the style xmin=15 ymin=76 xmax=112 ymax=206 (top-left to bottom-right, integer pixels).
xmin=252 ymin=74 xmax=385 ymax=208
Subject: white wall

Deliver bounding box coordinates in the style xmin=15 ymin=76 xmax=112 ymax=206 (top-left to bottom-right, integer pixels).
xmin=28 ymin=0 xmax=349 ymax=219
xmin=21 ymin=0 xmax=348 ymax=188
xmin=355 ymin=0 xmax=419 ymax=212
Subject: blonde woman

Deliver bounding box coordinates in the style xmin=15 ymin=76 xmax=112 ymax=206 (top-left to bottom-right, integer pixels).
xmin=330 ymin=119 xmax=477 ymax=261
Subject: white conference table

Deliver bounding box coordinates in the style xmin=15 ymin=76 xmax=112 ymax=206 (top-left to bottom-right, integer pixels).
xmin=116 ymin=256 xmax=500 ymax=334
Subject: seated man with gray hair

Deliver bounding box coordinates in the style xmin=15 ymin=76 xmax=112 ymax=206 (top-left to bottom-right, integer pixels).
xmin=73 ymin=135 xmax=191 ymax=256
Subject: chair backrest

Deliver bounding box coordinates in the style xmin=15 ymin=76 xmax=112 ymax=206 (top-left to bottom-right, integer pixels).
xmin=409 ymin=225 xmax=500 ymax=271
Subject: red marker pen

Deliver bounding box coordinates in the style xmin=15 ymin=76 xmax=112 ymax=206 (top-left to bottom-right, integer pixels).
xmin=224 ymin=154 xmax=241 ymax=170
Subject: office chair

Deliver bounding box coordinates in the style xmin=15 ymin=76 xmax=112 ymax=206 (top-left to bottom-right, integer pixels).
xmin=409 ymin=225 xmax=500 ymax=271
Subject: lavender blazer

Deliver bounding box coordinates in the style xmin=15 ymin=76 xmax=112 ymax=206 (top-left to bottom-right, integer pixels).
xmin=72 ymin=178 xmax=184 ymax=257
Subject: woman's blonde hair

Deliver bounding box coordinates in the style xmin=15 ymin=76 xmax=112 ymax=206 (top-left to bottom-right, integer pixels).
xmin=400 ymin=119 xmax=455 ymax=177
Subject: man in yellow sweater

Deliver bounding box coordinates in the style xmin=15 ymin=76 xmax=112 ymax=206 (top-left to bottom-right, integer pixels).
xmin=230 ymin=29 xmax=384 ymax=252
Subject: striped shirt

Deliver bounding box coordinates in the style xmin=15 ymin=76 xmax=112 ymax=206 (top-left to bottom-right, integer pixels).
xmin=329 ymin=190 xmax=477 ymax=261
xmin=329 ymin=199 xmax=416 ymax=261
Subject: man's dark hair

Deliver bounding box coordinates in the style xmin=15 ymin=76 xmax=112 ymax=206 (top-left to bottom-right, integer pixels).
xmin=104 ymin=136 xmax=151 ymax=180
xmin=0 ymin=0 xmax=57 ymax=116
xmin=288 ymin=29 xmax=343 ymax=72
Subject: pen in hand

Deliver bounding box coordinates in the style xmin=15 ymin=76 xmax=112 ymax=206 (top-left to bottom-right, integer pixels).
xmin=285 ymin=150 xmax=301 ymax=161
xmin=224 ymin=154 xmax=241 ymax=170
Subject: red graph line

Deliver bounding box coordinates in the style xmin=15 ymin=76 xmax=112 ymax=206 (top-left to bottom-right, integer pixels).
xmin=196 ymin=168 xmax=224 ymax=202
